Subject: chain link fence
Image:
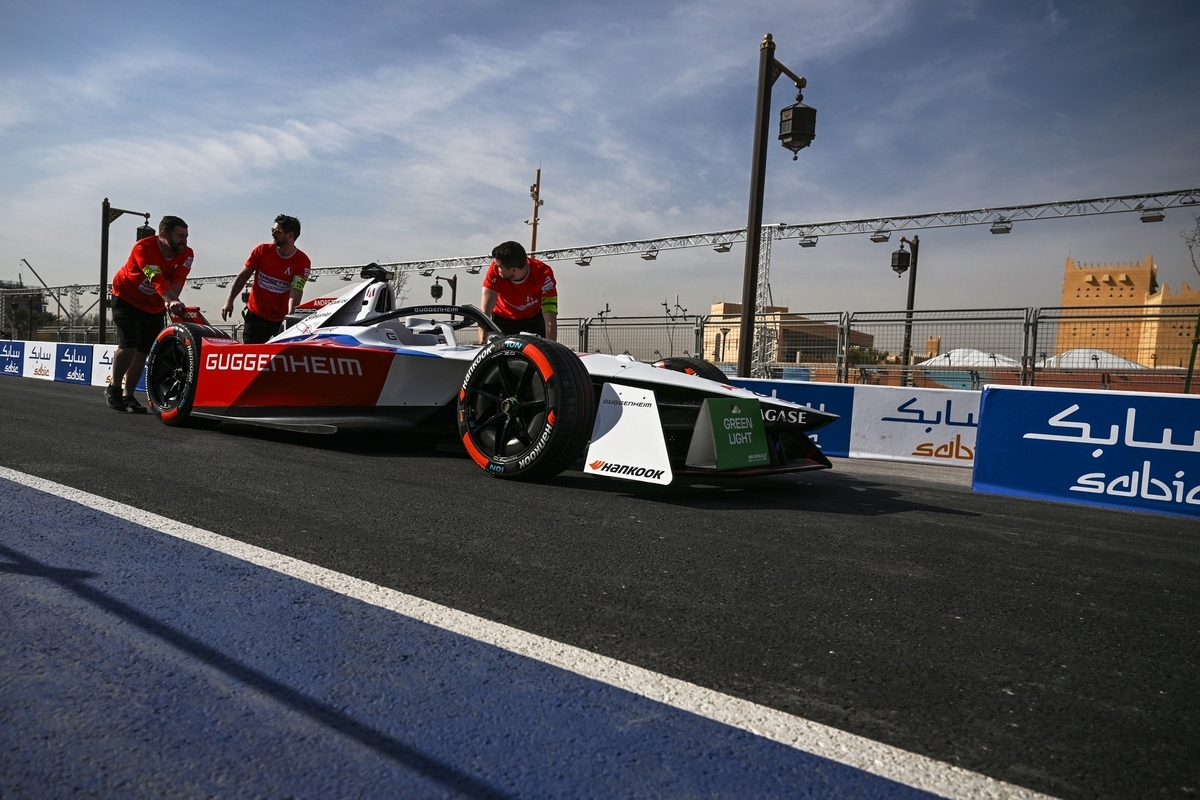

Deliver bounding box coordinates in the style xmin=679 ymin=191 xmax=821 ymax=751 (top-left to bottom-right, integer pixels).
xmin=5 ymin=291 xmax=1198 ymax=394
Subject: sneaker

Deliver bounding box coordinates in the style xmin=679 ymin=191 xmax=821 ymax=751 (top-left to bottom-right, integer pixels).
xmin=124 ymin=395 xmax=149 ymax=414
xmin=105 ymin=386 xmax=128 ymax=413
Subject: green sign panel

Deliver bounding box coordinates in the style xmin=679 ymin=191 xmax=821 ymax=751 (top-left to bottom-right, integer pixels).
xmin=685 ymin=397 xmax=771 ymax=470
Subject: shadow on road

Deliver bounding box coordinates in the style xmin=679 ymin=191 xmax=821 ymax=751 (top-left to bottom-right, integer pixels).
xmin=208 ymin=424 xmax=978 ymax=518
xmin=0 ymin=543 xmax=514 ymax=800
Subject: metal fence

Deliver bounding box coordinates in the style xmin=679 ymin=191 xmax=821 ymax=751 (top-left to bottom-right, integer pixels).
xmin=564 ymin=304 xmax=1200 ymax=394
xmin=4 ymin=303 xmax=1198 ymax=394
xmin=561 ymin=316 xmax=705 ymax=363
xmin=16 ymin=324 xmax=244 ymax=344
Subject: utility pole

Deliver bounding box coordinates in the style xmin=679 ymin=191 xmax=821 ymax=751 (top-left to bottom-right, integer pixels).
xmin=99 ymin=198 xmax=151 ymax=345
xmin=528 ymin=169 xmax=544 ymax=253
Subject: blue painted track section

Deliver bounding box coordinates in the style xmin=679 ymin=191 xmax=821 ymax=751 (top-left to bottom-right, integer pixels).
xmin=0 ymin=477 xmax=932 ymax=799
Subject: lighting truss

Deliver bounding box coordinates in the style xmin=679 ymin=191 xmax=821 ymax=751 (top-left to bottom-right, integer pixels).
xmin=14 ymin=188 xmax=1197 ymax=296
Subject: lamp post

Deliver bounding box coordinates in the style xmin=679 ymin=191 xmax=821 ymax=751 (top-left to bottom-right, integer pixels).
xmin=527 ymin=169 xmax=544 ymax=253
xmin=737 ymin=33 xmax=816 ymax=378
xmin=890 ymin=234 xmax=920 ymax=387
xmin=99 ymin=198 xmax=151 ymax=345
xmin=430 ymin=274 xmax=458 ymax=318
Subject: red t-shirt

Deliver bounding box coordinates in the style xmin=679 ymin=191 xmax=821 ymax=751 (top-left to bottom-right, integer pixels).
xmin=111 ymin=236 xmax=194 ymax=314
xmin=245 ymin=243 xmax=312 ymax=323
xmin=482 ymin=257 xmax=557 ymax=320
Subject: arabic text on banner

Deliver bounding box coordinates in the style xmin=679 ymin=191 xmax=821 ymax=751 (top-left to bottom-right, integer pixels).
xmin=974 ymin=386 xmax=1200 ymax=518
xmin=850 ymin=385 xmax=979 ymax=468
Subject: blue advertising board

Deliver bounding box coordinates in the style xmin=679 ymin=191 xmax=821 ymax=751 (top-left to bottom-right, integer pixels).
xmin=974 ymin=385 xmax=1200 ymax=518
xmin=730 ymin=378 xmax=855 ymax=458
xmin=0 ymin=340 xmax=23 ymax=378
xmin=54 ymin=343 xmax=93 ymax=385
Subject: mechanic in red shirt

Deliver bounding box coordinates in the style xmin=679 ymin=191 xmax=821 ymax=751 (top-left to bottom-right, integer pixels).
xmin=478 ymin=240 xmax=557 ymax=341
xmin=106 ymin=216 xmax=192 ymax=413
xmin=221 ymin=215 xmax=312 ymax=344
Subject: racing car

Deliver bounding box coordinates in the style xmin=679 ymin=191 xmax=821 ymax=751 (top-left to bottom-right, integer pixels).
xmin=146 ymin=265 xmax=837 ymax=483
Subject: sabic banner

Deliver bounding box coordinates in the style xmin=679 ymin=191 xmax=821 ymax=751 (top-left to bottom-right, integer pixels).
xmin=974 ymin=385 xmax=1200 ymax=518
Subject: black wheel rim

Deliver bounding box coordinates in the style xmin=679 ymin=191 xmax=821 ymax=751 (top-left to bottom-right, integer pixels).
xmin=150 ymin=339 xmax=189 ymax=409
xmin=466 ymin=355 xmax=548 ymax=459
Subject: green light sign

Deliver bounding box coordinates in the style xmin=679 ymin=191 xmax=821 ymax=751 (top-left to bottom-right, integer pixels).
xmin=685 ymin=397 xmax=771 ymax=470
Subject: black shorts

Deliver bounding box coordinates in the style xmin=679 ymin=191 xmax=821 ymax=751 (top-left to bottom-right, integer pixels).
xmin=242 ymin=310 xmax=283 ymax=344
xmin=111 ymin=296 xmax=165 ymax=354
xmin=491 ymin=313 xmax=546 ymax=338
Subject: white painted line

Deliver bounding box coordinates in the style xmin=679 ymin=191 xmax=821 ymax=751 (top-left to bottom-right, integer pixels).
xmin=0 ymin=466 xmax=1053 ymax=800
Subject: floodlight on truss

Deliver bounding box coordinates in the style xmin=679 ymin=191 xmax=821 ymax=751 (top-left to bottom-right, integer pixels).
xmin=712 ymin=242 xmax=732 ymax=253
xmin=467 ymin=265 xmax=482 ymax=274
xmin=989 ymin=219 xmax=1012 ymax=234
xmin=575 ymin=256 xmax=592 ymax=266
xmin=640 ymin=249 xmax=658 ymax=261
xmin=1139 ymin=206 xmax=1165 ymax=223
xmin=798 ymin=236 xmax=817 ymax=248
xmin=869 ymin=229 xmax=891 ymax=243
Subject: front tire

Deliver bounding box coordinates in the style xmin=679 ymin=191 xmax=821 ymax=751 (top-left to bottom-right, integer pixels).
xmin=458 ymin=335 xmax=594 ymax=480
xmin=651 ymin=356 xmax=729 ymax=383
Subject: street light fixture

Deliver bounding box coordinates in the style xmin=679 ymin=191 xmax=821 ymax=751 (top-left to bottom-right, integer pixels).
xmin=431 ymin=274 xmax=458 ymax=307
xmin=890 ymin=234 xmax=920 ymax=387
xmin=737 ymin=33 xmax=815 ymax=378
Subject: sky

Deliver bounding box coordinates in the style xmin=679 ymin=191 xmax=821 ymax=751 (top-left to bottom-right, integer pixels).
xmin=1 ymin=0 xmax=1198 ymax=319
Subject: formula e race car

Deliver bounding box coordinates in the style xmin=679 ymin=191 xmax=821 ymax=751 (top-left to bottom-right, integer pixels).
xmin=146 ymin=265 xmax=838 ymax=484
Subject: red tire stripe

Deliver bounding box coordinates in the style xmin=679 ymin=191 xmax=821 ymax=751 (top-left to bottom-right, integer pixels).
xmin=461 ymin=432 xmax=490 ymax=468
xmin=522 ymin=343 xmax=554 ymax=381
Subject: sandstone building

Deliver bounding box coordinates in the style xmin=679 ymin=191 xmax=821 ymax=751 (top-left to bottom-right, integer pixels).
xmin=1053 ymin=256 xmax=1200 ymax=368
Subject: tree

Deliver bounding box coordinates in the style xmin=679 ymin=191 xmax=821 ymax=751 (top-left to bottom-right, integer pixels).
xmin=1184 ymin=213 xmax=1200 ymax=280
xmin=846 ymin=346 xmax=890 ymax=365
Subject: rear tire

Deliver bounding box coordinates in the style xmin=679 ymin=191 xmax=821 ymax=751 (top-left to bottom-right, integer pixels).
xmin=146 ymin=323 xmax=213 ymax=427
xmin=651 ymin=356 xmax=729 ymax=383
xmin=458 ymin=335 xmax=594 ymax=480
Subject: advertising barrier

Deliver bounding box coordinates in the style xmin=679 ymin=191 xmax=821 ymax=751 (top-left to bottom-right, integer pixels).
xmin=54 ymin=343 xmax=93 ymax=385
xmin=731 ymin=378 xmax=854 ymax=458
xmin=850 ymin=385 xmax=980 ymax=468
xmin=0 ymin=340 xmax=23 ymax=377
xmin=91 ymin=345 xmax=117 ymax=387
xmin=973 ymin=385 xmax=1200 ymax=518
xmin=22 ymin=342 xmax=55 ymax=381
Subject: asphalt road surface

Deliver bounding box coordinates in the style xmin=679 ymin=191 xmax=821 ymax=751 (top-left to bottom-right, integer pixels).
xmin=1 ymin=377 xmax=1197 ymax=798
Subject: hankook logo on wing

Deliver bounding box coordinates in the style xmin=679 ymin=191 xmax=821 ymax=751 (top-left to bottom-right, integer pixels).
xmin=588 ymin=460 xmax=666 ymax=480
xmin=204 ymin=352 xmax=363 ymax=375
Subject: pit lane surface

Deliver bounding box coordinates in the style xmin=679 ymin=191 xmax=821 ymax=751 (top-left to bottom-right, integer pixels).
xmin=2 ymin=378 xmax=1198 ymax=798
